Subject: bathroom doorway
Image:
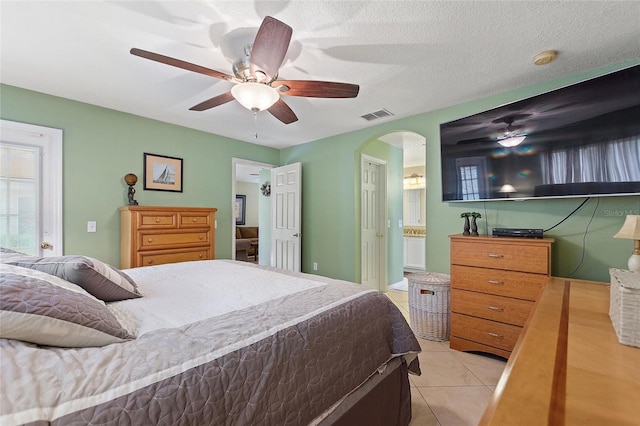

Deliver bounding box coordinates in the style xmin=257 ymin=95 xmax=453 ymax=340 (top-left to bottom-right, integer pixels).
xmin=379 ymin=132 xmax=427 ymax=289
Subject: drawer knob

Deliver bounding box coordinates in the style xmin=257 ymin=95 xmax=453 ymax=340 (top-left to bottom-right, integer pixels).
xmin=192 ymin=218 xmax=197 ymax=222
xmin=487 ymin=305 xmax=504 ymax=312
xmin=148 ymin=238 xmax=153 ymax=243
xmin=147 ymin=259 xmax=154 ymax=265
xmin=487 ymin=280 xmax=504 ymax=285
xmin=199 ymin=254 xmax=203 ymax=258
xmin=155 ymin=218 xmax=160 ymax=223
xmin=199 ymin=236 xmax=203 ymax=240
xmin=486 ymin=332 xmax=504 ymax=338
xmin=487 ymin=253 xmax=504 ymax=258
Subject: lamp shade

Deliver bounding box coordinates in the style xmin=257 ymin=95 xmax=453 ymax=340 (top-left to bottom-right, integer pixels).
xmin=231 ymin=82 xmax=279 ymax=112
xmin=614 ymin=215 xmax=640 ymax=272
xmin=613 ymin=215 xmax=640 ymax=240
xmin=497 ymin=136 xmax=526 ymax=148
xmin=124 ymin=173 xmax=138 ymax=185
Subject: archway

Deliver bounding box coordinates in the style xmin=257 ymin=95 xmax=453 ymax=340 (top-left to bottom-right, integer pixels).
xmin=355 ymin=130 xmax=426 ymax=291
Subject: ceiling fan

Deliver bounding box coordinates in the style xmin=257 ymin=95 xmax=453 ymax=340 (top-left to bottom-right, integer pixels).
xmin=131 ymin=16 xmax=360 ymax=125
xmin=493 ymin=115 xmax=529 ymax=147
xmin=454 ymin=114 xmax=530 ymax=146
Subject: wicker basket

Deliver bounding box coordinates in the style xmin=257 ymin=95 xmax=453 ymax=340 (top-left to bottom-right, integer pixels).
xmin=407 ymin=272 xmax=451 ymax=341
xmin=609 ymin=268 xmax=640 ymax=348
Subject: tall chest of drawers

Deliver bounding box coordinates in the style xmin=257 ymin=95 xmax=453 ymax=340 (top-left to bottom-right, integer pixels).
xmin=120 ymin=206 xmax=217 ymax=269
xmin=449 ymin=234 xmax=554 ymax=358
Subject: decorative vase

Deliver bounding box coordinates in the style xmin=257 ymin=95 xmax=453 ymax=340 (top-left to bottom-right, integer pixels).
xmin=470 ymin=216 xmax=478 ymax=236
xmin=463 ymin=216 xmax=470 ymax=235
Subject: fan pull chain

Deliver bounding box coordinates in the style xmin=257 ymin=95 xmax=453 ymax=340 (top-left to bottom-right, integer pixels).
xmin=253 ymin=111 xmax=259 ymax=139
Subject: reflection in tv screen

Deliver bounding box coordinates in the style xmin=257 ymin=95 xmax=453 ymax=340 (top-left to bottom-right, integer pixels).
xmin=440 ymin=64 xmax=640 ymax=202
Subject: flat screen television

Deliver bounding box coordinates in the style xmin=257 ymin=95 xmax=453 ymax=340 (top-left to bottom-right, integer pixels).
xmin=440 ymin=64 xmax=640 ymax=202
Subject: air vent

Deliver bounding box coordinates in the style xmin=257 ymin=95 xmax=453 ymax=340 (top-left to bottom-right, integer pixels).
xmin=361 ymin=109 xmax=394 ymax=121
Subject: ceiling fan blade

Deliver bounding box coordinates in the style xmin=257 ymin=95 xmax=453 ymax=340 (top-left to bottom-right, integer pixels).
xmin=276 ymin=80 xmax=360 ymax=98
xmin=131 ymin=48 xmax=233 ymax=81
xmin=268 ymin=99 xmax=298 ymax=124
xmin=189 ymin=92 xmax=235 ymax=111
xmin=456 ymin=137 xmax=493 ymax=145
xmin=249 ymin=16 xmax=292 ymax=81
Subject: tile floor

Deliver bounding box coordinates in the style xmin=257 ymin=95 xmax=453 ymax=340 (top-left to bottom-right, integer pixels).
xmin=385 ymin=289 xmax=507 ymax=426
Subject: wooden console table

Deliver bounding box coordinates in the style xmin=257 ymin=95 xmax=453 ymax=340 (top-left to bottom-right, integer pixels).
xmin=479 ymin=277 xmax=640 ymax=425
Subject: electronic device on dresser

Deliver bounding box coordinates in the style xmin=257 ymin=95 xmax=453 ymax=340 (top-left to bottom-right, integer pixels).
xmin=492 ymin=228 xmax=544 ymax=238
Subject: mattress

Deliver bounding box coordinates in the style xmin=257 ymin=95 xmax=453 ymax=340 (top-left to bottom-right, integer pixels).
xmin=0 ymin=260 xmax=421 ymax=425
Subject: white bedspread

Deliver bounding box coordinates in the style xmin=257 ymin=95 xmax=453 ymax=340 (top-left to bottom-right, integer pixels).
xmin=114 ymin=260 xmax=326 ymax=336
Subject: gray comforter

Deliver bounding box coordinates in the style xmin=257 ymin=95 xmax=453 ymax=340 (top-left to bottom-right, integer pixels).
xmin=1 ymin=261 xmax=420 ymax=425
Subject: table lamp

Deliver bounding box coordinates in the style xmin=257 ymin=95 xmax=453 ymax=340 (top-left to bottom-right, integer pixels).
xmin=613 ymin=214 xmax=640 ymax=272
xmin=124 ymin=173 xmax=139 ymax=206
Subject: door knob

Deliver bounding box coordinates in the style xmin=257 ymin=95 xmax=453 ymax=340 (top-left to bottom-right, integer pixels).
xmin=376 ymin=232 xmax=384 ymax=237
xmin=292 ymin=233 xmax=301 ymax=237
xmin=40 ymin=242 xmax=53 ymax=249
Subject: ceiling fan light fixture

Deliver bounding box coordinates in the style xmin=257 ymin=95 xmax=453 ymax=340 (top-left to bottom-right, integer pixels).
xmin=231 ymin=82 xmax=279 ymax=112
xmin=498 ymin=136 xmax=526 ymax=147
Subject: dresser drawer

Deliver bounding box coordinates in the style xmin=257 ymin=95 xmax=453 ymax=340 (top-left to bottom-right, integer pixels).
xmin=451 ymin=265 xmax=546 ymax=301
xmin=451 ymin=313 xmax=522 ymax=352
xmin=179 ymin=212 xmax=212 ymax=227
xmin=139 ymin=248 xmax=210 ymax=267
xmin=451 ymin=289 xmax=534 ymax=326
xmin=139 ymin=231 xmax=209 ymax=249
xmin=137 ymin=211 xmax=178 ymax=229
xmin=451 ymin=240 xmax=549 ymax=274
xmin=120 ymin=206 xmax=217 ymax=269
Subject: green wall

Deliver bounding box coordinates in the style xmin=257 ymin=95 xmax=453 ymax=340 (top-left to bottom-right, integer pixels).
xmin=3 ymin=58 xmax=639 ymax=283
xmin=283 ymin=59 xmax=640 ymax=283
xmin=1 ymin=84 xmax=279 ymax=267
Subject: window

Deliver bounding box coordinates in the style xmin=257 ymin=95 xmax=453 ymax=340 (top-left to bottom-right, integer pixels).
xmin=456 ymin=156 xmax=488 ymax=200
xmin=0 ymin=144 xmax=39 ymax=253
xmin=460 ymin=165 xmax=480 ymax=200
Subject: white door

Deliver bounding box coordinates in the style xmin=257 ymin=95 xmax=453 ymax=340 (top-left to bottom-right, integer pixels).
xmin=271 ymin=162 xmax=301 ymax=271
xmin=361 ymin=156 xmax=387 ymax=291
xmin=0 ymin=120 xmax=63 ymax=256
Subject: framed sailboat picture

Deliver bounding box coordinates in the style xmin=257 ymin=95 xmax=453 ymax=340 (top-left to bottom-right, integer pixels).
xmin=143 ymin=153 xmax=183 ymax=192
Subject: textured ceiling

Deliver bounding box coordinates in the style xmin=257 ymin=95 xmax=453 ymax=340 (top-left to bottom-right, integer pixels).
xmin=1 ymin=1 xmax=639 ymax=151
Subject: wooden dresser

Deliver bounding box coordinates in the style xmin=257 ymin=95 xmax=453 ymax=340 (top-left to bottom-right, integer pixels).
xmin=479 ymin=278 xmax=640 ymax=425
xmin=449 ymin=234 xmax=554 ymax=358
xmin=120 ymin=206 xmax=217 ymax=268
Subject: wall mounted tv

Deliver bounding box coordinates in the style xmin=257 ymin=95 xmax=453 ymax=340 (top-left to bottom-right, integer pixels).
xmin=440 ymin=64 xmax=640 ymax=202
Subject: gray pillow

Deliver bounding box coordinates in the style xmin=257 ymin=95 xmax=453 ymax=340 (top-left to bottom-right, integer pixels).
xmin=0 ymin=264 xmax=135 ymax=347
xmin=5 ymin=255 xmax=141 ymax=302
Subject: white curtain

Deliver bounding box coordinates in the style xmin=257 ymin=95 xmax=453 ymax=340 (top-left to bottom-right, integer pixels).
xmin=607 ymin=137 xmax=640 ymax=181
xmin=541 ymin=137 xmax=640 ymax=184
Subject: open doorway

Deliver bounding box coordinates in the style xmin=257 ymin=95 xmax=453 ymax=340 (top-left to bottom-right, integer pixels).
xmin=231 ymin=158 xmax=275 ymax=263
xmin=378 ymin=132 xmax=426 ymax=291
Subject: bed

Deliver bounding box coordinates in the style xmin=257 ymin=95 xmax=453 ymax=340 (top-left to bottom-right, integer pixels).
xmin=0 ymin=253 xmax=421 ymax=426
